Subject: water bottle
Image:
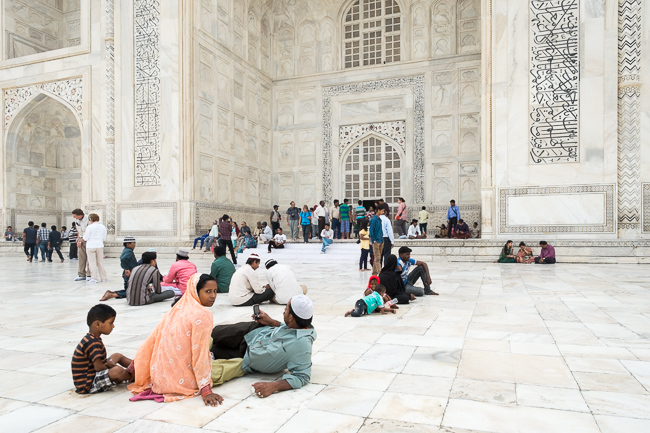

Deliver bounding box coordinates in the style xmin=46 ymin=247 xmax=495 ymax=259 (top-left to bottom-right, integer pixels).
xmin=385 ymin=298 xmax=398 ymax=307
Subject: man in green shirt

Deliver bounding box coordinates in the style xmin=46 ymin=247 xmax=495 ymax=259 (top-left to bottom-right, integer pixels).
xmin=339 ymin=198 xmax=351 ymax=239
xmin=210 ymin=245 xmax=236 ymax=293
xmin=210 ymin=294 xmax=316 ymax=397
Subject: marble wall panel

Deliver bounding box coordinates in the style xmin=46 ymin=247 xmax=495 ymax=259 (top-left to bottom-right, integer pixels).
xmin=118 ymin=203 xmax=177 ymax=236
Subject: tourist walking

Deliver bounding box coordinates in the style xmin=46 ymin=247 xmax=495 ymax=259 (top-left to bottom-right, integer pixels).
xmin=37 ymin=222 xmax=50 ymax=262
xmin=395 ymin=198 xmax=408 ymax=237
xmin=48 ymin=225 xmax=65 ymax=262
xmin=84 ymin=213 xmax=108 ymax=284
xmin=286 ymin=201 xmax=300 ymax=240
xmin=446 ymin=199 xmax=460 ymax=238
xmin=72 ymin=209 xmax=90 ymax=281
xmin=22 ymin=221 xmax=38 ymax=262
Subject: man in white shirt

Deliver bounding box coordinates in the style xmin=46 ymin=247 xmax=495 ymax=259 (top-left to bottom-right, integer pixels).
xmin=380 ymin=210 xmax=394 ymax=264
xmin=204 ymin=220 xmax=219 ymax=251
xmin=229 ymin=253 xmax=275 ymax=306
xmin=313 ymin=200 xmax=327 ymax=239
xmin=329 ymin=200 xmax=341 ymax=239
xmin=267 ymin=227 xmax=287 ymax=253
xmin=72 ymin=208 xmax=91 ymax=282
xmin=320 ymin=223 xmax=334 ymax=253
xmin=407 ymin=219 xmax=425 ymax=239
xmin=259 ymin=222 xmax=273 ymax=243
xmin=264 ymin=259 xmax=306 ymax=304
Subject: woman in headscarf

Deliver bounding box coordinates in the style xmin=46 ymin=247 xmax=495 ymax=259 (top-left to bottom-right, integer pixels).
xmin=128 ymin=273 xmax=222 ymax=406
xmin=378 ymin=255 xmax=413 ymax=304
xmin=496 ymin=240 xmax=515 ymax=263
xmin=515 ymin=241 xmax=534 ymax=264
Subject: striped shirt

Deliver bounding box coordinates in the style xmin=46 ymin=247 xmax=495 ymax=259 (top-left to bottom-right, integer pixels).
xmin=37 ymin=227 xmax=50 ymax=242
xmin=127 ymin=264 xmax=162 ymax=306
xmin=71 ymin=333 xmax=106 ymax=394
xmin=68 ymin=227 xmax=78 ymax=243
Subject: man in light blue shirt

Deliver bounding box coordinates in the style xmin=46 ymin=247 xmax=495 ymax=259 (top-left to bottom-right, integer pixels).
xmin=380 ymin=210 xmax=394 ymax=264
xmin=446 ymin=199 xmax=460 ymax=238
xmin=210 ymin=294 xmax=316 ymax=398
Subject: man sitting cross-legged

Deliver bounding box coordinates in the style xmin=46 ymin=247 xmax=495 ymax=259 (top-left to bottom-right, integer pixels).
xmin=267 ymin=227 xmax=287 ymax=253
xmin=209 ymin=295 xmax=316 ymax=398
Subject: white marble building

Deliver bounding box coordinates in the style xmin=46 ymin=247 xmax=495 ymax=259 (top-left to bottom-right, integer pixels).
xmin=0 ymin=0 xmax=648 ymax=241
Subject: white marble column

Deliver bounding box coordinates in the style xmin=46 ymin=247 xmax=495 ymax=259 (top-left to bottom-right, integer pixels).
xmin=618 ymin=0 xmax=642 ymax=236
xmin=105 ymin=0 xmax=116 ymax=235
xmin=480 ymin=0 xmax=495 ymax=238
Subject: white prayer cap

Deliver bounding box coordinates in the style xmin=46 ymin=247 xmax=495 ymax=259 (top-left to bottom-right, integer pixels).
xmin=290 ymin=294 xmax=314 ymax=320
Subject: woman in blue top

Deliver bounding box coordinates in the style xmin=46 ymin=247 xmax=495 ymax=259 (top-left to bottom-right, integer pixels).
xmin=299 ymin=205 xmax=312 ymax=244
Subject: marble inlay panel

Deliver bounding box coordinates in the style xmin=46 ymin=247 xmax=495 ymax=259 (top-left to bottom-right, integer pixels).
xmin=339 ymin=121 xmax=406 ymax=155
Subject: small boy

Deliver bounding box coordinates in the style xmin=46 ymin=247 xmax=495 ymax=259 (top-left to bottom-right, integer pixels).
xmin=358 ymin=219 xmax=370 ymax=270
xmin=72 ymin=304 xmax=133 ymax=394
xmin=345 ymin=284 xmax=396 ymax=317
xmin=364 ymin=276 xmax=399 ymax=310
xmin=321 ymin=223 xmax=334 ymax=253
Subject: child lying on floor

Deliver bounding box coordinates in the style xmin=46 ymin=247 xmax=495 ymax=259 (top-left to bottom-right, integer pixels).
xmin=345 ymin=284 xmax=396 ymax=317
xmin=364 ymin=276 xmax=399 ymax=311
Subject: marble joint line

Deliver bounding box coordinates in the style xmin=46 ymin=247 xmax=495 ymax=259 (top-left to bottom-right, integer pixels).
xmin=617 ymin=0 xmax=642 ymax=230
xmin=3 ymin=78 xmax=83 ymax=129
xmin=499 ymin=184 xmax=615 ymax=234
xmin=322 ymin=75 xmax=425 ymax=204
xmin=529 ymin=0 xmax=579 ymax=164
xmin=134 ymin=0 xmax=162 ymax=186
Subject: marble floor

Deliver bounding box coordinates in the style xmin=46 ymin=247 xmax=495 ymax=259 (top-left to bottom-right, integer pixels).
xmin=1 ymin=244 xmax=650 ymax=433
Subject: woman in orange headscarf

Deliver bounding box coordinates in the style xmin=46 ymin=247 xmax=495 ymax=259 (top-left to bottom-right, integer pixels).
xmin=128 ymin=273 xmax=222 ymax=406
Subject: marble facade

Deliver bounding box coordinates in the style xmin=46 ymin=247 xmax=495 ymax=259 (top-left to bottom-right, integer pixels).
xmin=0 ymin=0 xmax=648 ymax=241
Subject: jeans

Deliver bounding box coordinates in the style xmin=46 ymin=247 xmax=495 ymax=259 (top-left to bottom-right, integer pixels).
xmin=420 ymin=223 xmax=427 ymax=236
xmin=359 ymin=248 xmax=369 ymax=269
xmin=350 ymin=299 xmax=368 ymax=317
xmin=38 ymin=243 xmax=49 ymax=261
xmin=404 ymin=265 xmax=431 ymax=296
xmin=193 ymin=235 xmax=208 ymax=249
xmin=219 ymin=239 xmax=237 ymax=264
xmin=331 ymin=218 xmax=341 ymax=239
xmin=318 ymin=217 xmax=325 ymax=239
xmin=448 ymin=217 xmax=457 ymax=238
xmin=205 ymin=236 xmax=215 ymax=251
xmin=395 ymin=219 xmax=407 ymax=237
xmin=148 ymin=290 xmax=175 ymax=304
xmin=268 ymin=242 xmax=285 ymax=252
xmin=322 ymin=237 xmax=333 ymax=251
xmin=302 ymin=225 xmax=310 ymax=243
xmin=235 ymin=288 xmax=275 ymax=306
xmin=289 ymin=219 xmax=299 ymax=239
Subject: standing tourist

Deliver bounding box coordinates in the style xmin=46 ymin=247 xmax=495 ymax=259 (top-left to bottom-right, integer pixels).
xmin=320 ymin=223 xmax=334 ymax=253
xmin=270 ymin=205 xmax=282 ymax=235
xmin=418 ymin=206 xmax=429 ymax=237
xmin=286 ymin=201 xmax=300 ymax=241
xmin=48 ymin=225 xmax=65 ymax=263
xmin=339 ymin=199 xmax=351 ymax=239
xmin=358 ymin=219 xmax=370 ymax=271
xmin=210 ymin=245 xmax=236 ymax=293
xmin=369 ymin=207 xmax=385 ymax=274
xmin=22 ymin=221 xmax=38 ymax=262
xmin=84 ymin=214 xmax=107 ymax=284
xmin=299 ymin=205 xmax=311 ymax=243
xmin=314 ymin=201 xmax=327 ymax=239
xmin=377 ymin=198 xmax=391 ymax=219
xmin=446 ymin=200 xmax=460 ymax=238
xmin=330 ymin=200 xmax=341 ymax=239
xmin=162 ymin=248 xmax=198 ymax=296
xmin=228 ymin=253 xmax=275 ymax=306
xmin=72 ymin=209 xmax=90 ymax=281
xmin=380 ymin=206 xmax=394 ymax=264
xmin=218 ymin=214 xmax=237 ymax=264
xmin=68 ymin=222 xmax=78 ymax=260
xmin=37 ymin=222 xmax=50 ymax=262
xmin=395 ymin=198 xmax=408 ymax=237
xmin=355 ymin=201 xmax=367 ymax=239
xmin=535 ymin=241 xmax=556 ymax=264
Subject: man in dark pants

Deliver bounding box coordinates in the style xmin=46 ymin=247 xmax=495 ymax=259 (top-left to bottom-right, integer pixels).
xmin=446 ymin=199 xmax=460 ymax=238
xmin=397 ymin=246 xmax=438 ymax=296
xmin=22 ymin=221 xmax=38 ymax=262
xmin=535 ymin=241 xmax=557 ymax=264
xmin=379 ymin=206 xmax=394 ymax=264
xmin=218 ymin=214 xmax=237 ymax=264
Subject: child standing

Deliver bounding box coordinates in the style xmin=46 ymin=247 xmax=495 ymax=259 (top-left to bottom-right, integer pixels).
xmin=345 ymin=284 xmax=396 ymax=317
xmin=72 ymin=304 xmax=133 ymax=394
xmin=321 ymin=223 xmax=334 ymax=253
xmin=358 ymin=219 xmax=370 ymax=271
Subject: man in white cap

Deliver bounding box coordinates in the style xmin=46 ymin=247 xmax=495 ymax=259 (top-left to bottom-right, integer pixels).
xmin=228 ymin=253 xmax=274 ymax=306
xmin=264 ymin=259 xmax=307 ymax=304
xmin=209 ymin=294 xmax=316 ymax=397
xmin=100 ymin=235 xmax=137 ymax=301
xmin=161 ymin=248 xmax=198 ymax=297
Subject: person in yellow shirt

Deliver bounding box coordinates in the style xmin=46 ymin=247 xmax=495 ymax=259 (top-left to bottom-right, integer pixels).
xmin=418 ymin=206 xmax=429 ymax=237
xmin=358 ymin=219 xmax=370 ymax=271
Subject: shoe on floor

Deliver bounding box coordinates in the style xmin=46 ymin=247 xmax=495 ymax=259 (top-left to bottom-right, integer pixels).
xmin=87 ymin=279 xmax=98 ymax=284
xmin=86 ymin=277 xmax=92 ymax=281
xmin=74 ymin=276 xmax=86 ymax=281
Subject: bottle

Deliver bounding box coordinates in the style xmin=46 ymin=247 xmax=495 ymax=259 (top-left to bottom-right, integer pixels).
xmin=385 ymin=298 xmax=398 ymax=307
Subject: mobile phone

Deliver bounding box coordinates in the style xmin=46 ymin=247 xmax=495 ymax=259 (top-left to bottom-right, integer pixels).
xmin=253 ymin=304 xmax=260 ymax=320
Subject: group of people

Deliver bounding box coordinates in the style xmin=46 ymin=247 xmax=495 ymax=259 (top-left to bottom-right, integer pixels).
xmin=17 ymin=222 xmax=69 ymax=263
xmin=495 ymin=240 xmax=557 ymax=264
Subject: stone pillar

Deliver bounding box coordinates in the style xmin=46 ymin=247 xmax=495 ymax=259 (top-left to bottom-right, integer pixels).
xmin=617 ymin=0 xmax=642 ymax=235
xmin=480 ymin=0 xmax=495 ymax=238
xmin=105 ymin=0 xmax=116 ymax=235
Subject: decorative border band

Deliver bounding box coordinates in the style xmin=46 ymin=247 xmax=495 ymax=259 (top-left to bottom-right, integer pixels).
xmin=117 ymin=202 xmax=177 ymax=236
xmin=499 ymin=184 xmax=615 ymax=234
xmin=643 ymin=183 xmax=650 ymax=233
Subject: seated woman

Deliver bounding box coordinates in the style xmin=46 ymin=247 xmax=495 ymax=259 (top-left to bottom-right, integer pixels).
xmin=128 ymin=273 xmax=223 ymax=406
xmin=515 ymin=242 xmax=535 ymax=264
xmin=495 ymin=240 xmax=515 ymax=263
xmin=378 ymin=255 xmax=415 ymax=305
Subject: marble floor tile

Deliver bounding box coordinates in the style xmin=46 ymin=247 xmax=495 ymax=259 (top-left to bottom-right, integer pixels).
xmin=462 ymin=339 xmax=510 ymax=353
xmin=582 ymin=391 xmax=650 ymax=418
xmin=202 ymin=397 xmax=298 ymax=433
xmin=357 ymin=418 xmax=444 ymax=433
xmin=32 ymin=414 xmax=126 ymax=433
xmin=332 ymin=368 xmax=396 ymax=391
xmin=306 ymin=385 xmax=384 ymax=417
xmin=515 ymin=384 xmax=590 ymax=412
xmin=511 ymin=354 xmax=577 ymax=388
xmin=402 ymin=347 xmax=460 ymax=378
xmin=457 ymin=350 xmax=515 ymax=383
xmin=564 ymin=357 xmax=628 ymax=374
xmin=388 ymin=374 xmax=454 ymax=398
xmin=509 ymin=341 xmax=561 ymax=356
xmin=310 ymin=365 xmax=348 ymax=385
xmin=143 ymin=394 xmax=240 ymax=427
xmin=351 ymin=344 xmax=417 ymax=373
xmin=78 ymin=390 xmax=161 ymax=422
xmin=573 ymin=372 xmax=648 ymax=394
xmin=0 ymin=396 xmax=29 ymax=415
xmin=450 ymin=378 xmax=516 ymax=405
xmin=275 ymin=409 xmax=365 ymax=433
xmin=594 ymin=415 xmax=650 ymax=433
xmin=0 ymin=404 xmax=73 ymax=433
xmin=369 ymin=392 xmax=446 ymax=426
xmin=621 ymin=360 xmax=650 ymax=390
xmin=113 ymin=419 xmax=205 ymax=433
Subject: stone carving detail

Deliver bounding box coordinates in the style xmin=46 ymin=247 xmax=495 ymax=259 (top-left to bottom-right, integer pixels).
xmin=134 ymin=0 xmax=161 ymax=186
xmin=339 ymin=121 xmax=406 ymax=155
xmin=432 ymin=0 xmax=453 ymax=56
xmin=499 ymin=185 xmax=615 ymax=234
xmin=4 ymin=78 xmax=83 ymax=128
xmin=529 ymin=0 xmax=579 ymax=163
xmin=323 ymin=76 xmax=425 ymax=203
xmin=617 ymin=0 xmax=642 ymax=230
xmin=105 ymin=0 xmax=116 ymax=233
xmin=643 ymin=183 xmax=650 ymax=233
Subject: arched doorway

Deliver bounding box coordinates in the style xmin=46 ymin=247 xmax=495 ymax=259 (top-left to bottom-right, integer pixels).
xmin=342 ymin=135 xmax=402 ymax=212
xmin=4 ymin=93 xmax=82 ymax=229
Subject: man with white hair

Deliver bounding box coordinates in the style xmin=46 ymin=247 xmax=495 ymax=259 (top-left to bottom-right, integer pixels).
xmin=210 ymin=294 xmax=316 ymax=398
xmin=264 ymin=259 xmax=307 ymax=304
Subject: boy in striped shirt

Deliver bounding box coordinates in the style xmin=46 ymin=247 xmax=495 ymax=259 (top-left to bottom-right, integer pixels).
xmin=71 ymin=304 xmax=132 ymax=394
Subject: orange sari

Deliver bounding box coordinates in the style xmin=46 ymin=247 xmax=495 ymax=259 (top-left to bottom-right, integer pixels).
xmin=128 ymin=273 xmax=213 ymax=402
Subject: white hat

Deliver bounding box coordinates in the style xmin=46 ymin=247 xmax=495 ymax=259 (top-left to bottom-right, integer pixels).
xmin=177 ymin=248 xmax=189 ymax=258
xmin=290 ymin=295 xmax=313 ymax=320
xmin=249 ymin=253 xmax=261 ymax=261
